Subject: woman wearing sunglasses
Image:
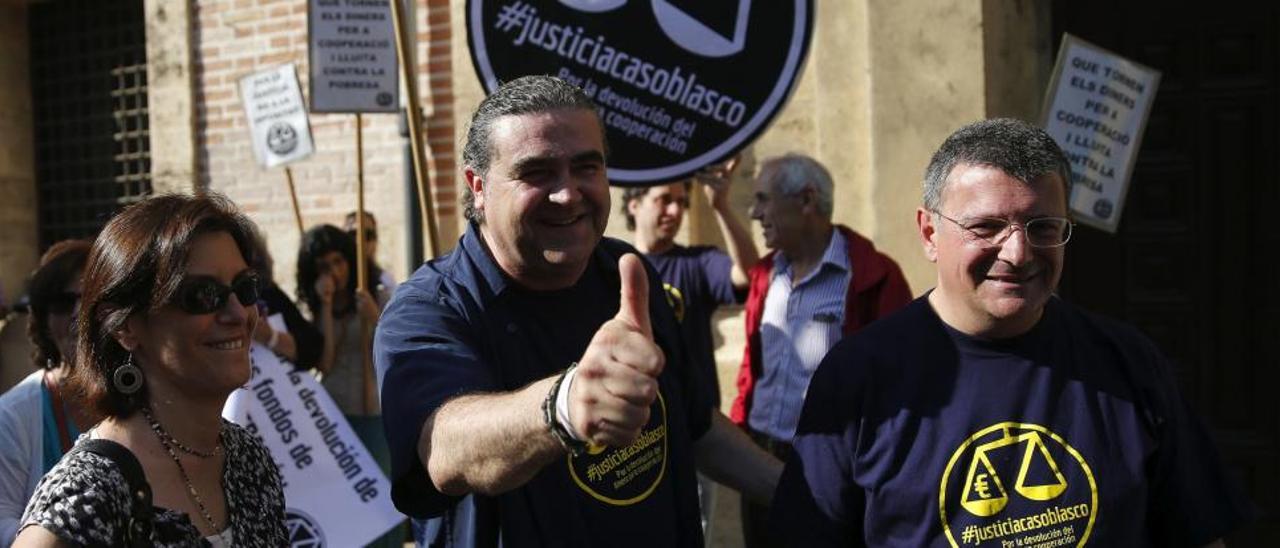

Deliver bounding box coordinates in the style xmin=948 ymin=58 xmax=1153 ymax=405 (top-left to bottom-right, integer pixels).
xmin=14 ymin=193 xmax=286 ymax=546
xmin=0 ymin=240 xmax=97 ymax=546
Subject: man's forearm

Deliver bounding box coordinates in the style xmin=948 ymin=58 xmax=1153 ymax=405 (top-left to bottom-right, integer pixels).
xmin=694 ymin=411 xmax=782 ymax=505
xmin=712 ymin=201 xmax=759 ymax=289
xmin=420 ymin=375 xmax=564 ymax=496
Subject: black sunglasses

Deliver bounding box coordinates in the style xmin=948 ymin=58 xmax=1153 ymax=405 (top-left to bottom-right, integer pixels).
xmin=173 ymin=271 xmax=260 ymax=315
xmin=46 ymin=291 xmax=81 ymax=315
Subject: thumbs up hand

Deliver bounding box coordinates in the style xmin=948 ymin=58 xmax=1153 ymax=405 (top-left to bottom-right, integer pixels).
xmin=568 ymin=254 xmax=665 ymax=448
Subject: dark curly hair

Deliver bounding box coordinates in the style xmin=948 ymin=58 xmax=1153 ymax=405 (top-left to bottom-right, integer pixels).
xmin=295 ymin=224 xmax=381 ymax=319
xmin=26 ymin=239 xmax=92 ymax=370
xmin=70 ymin=193 xmax=258 ymax=418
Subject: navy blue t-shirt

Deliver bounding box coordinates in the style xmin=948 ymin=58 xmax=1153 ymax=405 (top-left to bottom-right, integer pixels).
xmin=773 ymin=296 xmax=1251 ymax=547
xmin=374 ymin=225 xmax=711 ymax=548
xmin=645 ymin=245 xmax=742 ymax=408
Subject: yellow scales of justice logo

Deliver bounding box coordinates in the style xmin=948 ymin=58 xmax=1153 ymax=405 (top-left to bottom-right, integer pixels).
xmin=961 ymin=429 xmax=1067 ymax=516
xmin=939 ymin=422 xmax=1098 ymax=547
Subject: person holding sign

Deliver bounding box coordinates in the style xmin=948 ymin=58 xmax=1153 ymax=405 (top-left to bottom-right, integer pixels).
xmin=621 ymin=159 xmax=757 ymax=536
xmin=771 ymin=119 xmax=1250 ymax=546
xmin=15 ymin=193 xmax=286 ymax=546
xmin=375 ymin=75 xmax=780 ymax=547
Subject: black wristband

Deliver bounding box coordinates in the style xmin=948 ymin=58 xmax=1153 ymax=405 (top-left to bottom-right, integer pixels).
xmin=542 ymin=363 xmax=586 ymax=456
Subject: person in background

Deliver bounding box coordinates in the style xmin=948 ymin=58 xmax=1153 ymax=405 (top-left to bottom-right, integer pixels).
xmin=620 ymin=157 xmax=758 ymax=533
xmin=0 ymin=239 xmax=97 ymax=545
xmin=732 ymin=153 xmax=912 ymax=547
xmin=16 ymin=193 xmax=286 ymax=546
xmin=345 ymin=210 xmax=398 ymax=295
xmin=247 ymin=229 xmax=322 ymax=369
xmin=296 ymin=223 xmax=403 ymax=547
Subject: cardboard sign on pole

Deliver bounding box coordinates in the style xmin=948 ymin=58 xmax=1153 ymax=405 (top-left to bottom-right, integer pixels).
xmin=309 ymin=0 xmax=400 ymax=113
xmin=224 ymin=319 xmax=401 ymax=547
xmin=239 ymin=64 xmax=315 ymax=168
xmin=1041 ymin=34 xmax=1161 ymax=233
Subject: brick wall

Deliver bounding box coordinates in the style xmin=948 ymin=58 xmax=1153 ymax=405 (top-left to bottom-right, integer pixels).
xmin=192 ymin=0 xmax=457 ymax=298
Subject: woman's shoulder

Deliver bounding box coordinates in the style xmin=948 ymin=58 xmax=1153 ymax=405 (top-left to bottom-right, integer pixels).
xmin=221 ymin=421 xmax=279 ymax=479
xmin=21 ymin=443 xmax=133 ymax=545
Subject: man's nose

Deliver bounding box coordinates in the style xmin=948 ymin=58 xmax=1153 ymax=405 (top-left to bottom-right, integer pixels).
xmin=548 ymin=174 xmax=581 ymax=205
xmin=996 ymin=226 xmax=1033 ymax=265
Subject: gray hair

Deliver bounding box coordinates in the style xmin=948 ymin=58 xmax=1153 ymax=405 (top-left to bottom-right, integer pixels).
xmin=758 ymin=153 xmax=834 ymax=219
xmin=461 ymin=75 xmax=604 ymax=223
xmin=922 ymin=118 xmax=1072 ymax=211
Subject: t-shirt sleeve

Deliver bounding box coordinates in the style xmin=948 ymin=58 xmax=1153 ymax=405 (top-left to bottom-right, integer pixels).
xmin=374 ymin=284 xmax=498 ymax=519
xmin=1139 ymin=336 xmax=1253 ymax=545
xmin=770 ymin=337 xmax=868 ymax=546
xmin=20 ymin=450 xmax=132 ymax=546
xmin=698 ymin=247 xmax=742 ymax=305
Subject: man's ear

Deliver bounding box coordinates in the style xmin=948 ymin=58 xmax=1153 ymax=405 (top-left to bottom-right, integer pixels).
xmin=917 ymin=207 xmax=939 ymax=263
xmin=799 ymin=186 xmax=818 ymax=215
xmin=464 ymin=166 xmax=486 ymax=212
xmin=626 ymin=195 xmax=641 ymax=216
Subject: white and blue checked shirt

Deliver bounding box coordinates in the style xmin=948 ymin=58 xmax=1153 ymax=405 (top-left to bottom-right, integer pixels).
xmin=748 ymin=229 xmax=852 ymax=442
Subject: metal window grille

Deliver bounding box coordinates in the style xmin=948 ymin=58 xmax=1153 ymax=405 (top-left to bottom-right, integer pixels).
xmin=30 ymin=0 xmax=150 ymax=250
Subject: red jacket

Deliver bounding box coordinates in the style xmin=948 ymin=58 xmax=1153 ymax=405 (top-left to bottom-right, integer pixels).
xmin=729 ymin=225 xmax=912 ymax=426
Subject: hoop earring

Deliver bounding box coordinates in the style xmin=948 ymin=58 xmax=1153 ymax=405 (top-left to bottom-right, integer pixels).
xmin=113 ymin=353 xmax=144 ymax=395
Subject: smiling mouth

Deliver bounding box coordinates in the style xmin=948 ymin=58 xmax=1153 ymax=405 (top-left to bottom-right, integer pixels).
xmin=541 ymin=215 xmax=586 ymax=227
xmin=207 ymin=339 xmax=245 ymax=351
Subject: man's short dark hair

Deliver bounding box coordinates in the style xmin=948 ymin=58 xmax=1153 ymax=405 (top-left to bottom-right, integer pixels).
xmin=923 ymin=118 xmax=1072 ymax=211
xmin=462 ymin=75 xmax=603 ymax=223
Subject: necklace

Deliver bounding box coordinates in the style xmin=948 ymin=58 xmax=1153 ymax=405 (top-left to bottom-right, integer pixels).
xmin=141 ymin=406 xmax=222 ymax=458
xmin=140 ymin=406 xmax=223 ymax=534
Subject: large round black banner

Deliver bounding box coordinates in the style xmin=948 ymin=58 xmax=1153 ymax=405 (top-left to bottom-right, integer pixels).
xmin=468 ymin=0 xmax=814 ymax=185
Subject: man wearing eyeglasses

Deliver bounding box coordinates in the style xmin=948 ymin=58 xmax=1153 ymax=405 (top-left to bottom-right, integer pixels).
xmin=771 ymin=118 xmax=1250 ymax=546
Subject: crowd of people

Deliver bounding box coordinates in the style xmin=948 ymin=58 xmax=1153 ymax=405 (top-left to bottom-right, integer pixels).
xmin=0 ymin=74 xmax=1251 ymax=547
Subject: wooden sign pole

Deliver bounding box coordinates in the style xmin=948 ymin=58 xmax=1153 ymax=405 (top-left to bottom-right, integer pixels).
xmin=355 ymin=113 xmax=376 ymax=415
xmin=390 ymin=0 xmax=439 ymax=257
xmin=284 ymin=166 xmax=305 ymax=235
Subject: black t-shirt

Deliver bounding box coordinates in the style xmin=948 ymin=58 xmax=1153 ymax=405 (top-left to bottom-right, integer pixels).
xmin=646 ymin=245 xmax=742 ymax=408
xmin=773 ymin=296 xmax=1252 ymax=547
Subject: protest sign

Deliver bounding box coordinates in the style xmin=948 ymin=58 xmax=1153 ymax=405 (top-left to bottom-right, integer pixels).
xmin=224 ymin=317 xmax=400 ymax=547
xmin=239 ymin=64 xmax=315 ymax=168
xmin=1041 ymin=34 xmax=1161 ymax=233
xmin=309 ymin=0 xmax=400 ymax=113
xmin=468 ymin=0 xmax=814 ymax=185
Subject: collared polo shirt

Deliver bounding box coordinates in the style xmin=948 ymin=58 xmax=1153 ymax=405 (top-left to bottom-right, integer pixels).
xmin=748 ymin=229 xmax=851 ymax=441
xmin=374 ymin=223 xmax=711 ymax=548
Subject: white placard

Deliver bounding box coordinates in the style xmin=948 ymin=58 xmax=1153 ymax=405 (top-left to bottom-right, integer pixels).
xmin=239 ymin=65 xmax=315 ymax=168
xmin=1041 ymin=34 xmax=1161 ymax=233
xmin=308 ymin=0 xmax=399 ymax=113
xmin=224 ymin=320 xmax=400 ymax=547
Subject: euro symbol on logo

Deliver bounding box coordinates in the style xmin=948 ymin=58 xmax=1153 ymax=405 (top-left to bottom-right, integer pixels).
xmin=974 ymin=473 xmax=992 ymax=499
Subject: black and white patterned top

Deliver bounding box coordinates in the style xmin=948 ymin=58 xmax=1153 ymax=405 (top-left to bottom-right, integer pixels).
xmin=20 ymin=421 xmax=287 ymax=547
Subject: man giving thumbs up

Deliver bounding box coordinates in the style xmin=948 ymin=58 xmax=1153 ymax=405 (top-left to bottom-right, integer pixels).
xmin=375 ymin=75 xmax=781 ymax=548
